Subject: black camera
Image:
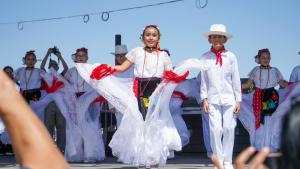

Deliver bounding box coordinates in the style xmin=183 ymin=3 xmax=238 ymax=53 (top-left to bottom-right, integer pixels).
xmin=52 ymin=46 xmax=60 ymax=55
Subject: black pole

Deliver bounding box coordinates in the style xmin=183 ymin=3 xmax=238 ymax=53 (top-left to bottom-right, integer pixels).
xmin=115 ymin=34 xmax=121 ymax=46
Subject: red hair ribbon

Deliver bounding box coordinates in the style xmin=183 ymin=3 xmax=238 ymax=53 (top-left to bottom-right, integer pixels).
xmin=162 ymin=70 xmax=189 ymax=83
xmin=42 ymin=77 xmax=64 ymax=93
xmin=90 ymin=64 xmax=116 ymax=80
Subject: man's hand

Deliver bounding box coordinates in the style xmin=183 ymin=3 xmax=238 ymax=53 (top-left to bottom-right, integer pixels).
xmin=202 ymin=99 xmax=209 ymax=113
xmin=234 ymin=101 xmax=241 ymax=114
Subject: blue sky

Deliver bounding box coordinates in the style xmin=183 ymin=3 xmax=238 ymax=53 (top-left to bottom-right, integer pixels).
xmin=0 ymin=0 xmax=299 ymax=79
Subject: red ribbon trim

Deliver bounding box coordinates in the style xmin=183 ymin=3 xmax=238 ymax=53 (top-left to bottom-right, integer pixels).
xmin=172 ymin=91 xmax=189 ymax=101
xmin=162 ymin=70 xmax=189 ymax=83
xmin=90 ymin=64 xmax=116 ymax=80
xmin=133 ymin=78 xmax=138 ymax=97
xmin=41 ymin=77 xmax=64 ymax=93
xmin=92 ymin=96 xmax=105 ymax=104
xmin=253 ymin=88 xmax=262 ymax=129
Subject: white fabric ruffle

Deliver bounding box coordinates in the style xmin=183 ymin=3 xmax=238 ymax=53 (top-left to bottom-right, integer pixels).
xmin=32 ymin=69 xmax=105 ymax=162
xmin=76 ymin=58 xmax=209 ymax=166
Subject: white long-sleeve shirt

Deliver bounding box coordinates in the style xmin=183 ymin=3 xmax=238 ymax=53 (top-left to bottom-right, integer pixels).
xmin=200 ymin=50 xmax=241 ymax=105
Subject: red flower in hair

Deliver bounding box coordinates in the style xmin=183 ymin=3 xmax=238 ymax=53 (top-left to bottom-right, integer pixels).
xmin=76 ymin=47 xmax=88 ymax=54
xmin=145 ymin=24 xmax=158 ymax=29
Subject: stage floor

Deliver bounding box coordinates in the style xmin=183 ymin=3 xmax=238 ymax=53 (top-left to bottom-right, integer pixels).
xmin=0 ymin=153 xmax=222 ymax=169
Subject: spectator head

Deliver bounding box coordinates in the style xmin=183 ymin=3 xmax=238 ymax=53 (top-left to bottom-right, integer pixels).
xmin=3 ymin=66 xmax=14 ymax=80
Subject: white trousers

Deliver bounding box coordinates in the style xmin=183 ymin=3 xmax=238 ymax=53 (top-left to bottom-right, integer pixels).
xmin=208 ymin=104 xmax=236 ymax=166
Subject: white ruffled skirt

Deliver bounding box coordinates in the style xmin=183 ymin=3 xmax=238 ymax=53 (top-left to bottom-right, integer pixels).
xmin=76 ymin=58 xmax=209 ymax=166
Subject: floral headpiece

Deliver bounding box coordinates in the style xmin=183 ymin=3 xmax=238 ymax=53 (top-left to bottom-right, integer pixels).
xmin=141 ymin=24 xmax=162 ymax=39
xmin=76 ymin=47 xmax=88 ymax=54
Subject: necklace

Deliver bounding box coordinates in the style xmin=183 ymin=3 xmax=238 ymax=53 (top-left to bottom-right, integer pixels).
xmin=24 ymin=68 xmax=34 ymax=90
xmin=259 ymin=66 xmax=270 ymax=88
xmin=142 ymin=49 xmax=159 ymax=77
xmin=76 ymin=69 xmax=85 ymax=92
xmin=139 ymin=49 xmax=159 ymax=96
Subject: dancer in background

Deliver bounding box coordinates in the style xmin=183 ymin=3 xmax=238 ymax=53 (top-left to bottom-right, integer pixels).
xmin=65 ymin=47 xmax=105 ymax=162
xmin=289 ymin=51 xmax=300 ymax=83
xmin=241 ymin=48 xmax=288 ymax=152
xmin=15 ymin=50 xmax=43 ymax=103
xmin=168 ymin=74 xmax=204 ymax=158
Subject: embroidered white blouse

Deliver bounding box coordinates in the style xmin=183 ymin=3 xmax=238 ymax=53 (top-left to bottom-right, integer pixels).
xmin=125 ymin=47 xmax=172 ymax=78
xmin=15 ymin=67 xmax=43 ymax=90
xmin=248 ymin=66 xmax=284 ymax=89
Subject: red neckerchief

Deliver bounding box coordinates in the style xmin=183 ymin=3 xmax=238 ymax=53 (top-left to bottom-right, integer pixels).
xmin=210 ymin=46 xmax=225 ymax=66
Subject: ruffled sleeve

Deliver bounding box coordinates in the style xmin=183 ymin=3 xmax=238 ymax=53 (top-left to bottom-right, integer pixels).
xmin=163 ymin=52 xmax=173 ymax=70
xmin=248 ymin=66 xmax=259 ymax=80
xmin=126 ymin=47 xmax=139 ymax=63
